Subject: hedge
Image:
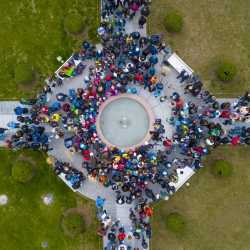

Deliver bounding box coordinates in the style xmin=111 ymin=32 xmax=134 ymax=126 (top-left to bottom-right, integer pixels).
xmin=62 ymin=213 xmax=85 ymax=237
xmin=165 ymin=11 xmax=183 ymax=33
xmin=216 ymin=61 xmax=237 ymax=81
xmin=12 ymin=160 xmax=34 ymax=183
xmin=64 ymin=12 xmax=84 ymax=34
xmin=166 ymin=212 xmax=186 ymax=233
xmin=14 ymin=64 xmax=33 ymax=85
xmin=212 ymin=160 xmax=233 ymax=177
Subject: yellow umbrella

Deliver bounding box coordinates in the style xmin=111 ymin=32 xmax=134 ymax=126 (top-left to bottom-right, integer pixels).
xmin=51 ymin=113 xmax=61 ymax=122
xmin=46 ymin=156 xmax=56 ymax=165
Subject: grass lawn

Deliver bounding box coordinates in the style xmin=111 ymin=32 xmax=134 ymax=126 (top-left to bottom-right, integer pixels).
xmin=0 ymin=149 xmax=101 ymax=250
xmin=151 ymin=146 xmax=250 ymax=250
xmin=149 ymin=0 xmax=250 ymax=97
xmin=0 ymin=0 xmax=99 ymax=100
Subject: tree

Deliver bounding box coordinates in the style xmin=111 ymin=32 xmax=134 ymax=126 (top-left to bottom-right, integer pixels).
xmin=14 ymin=64 xmax=33 ymax=85
xmin=64 ymin=12 xmax=84 ymax=34
xmin=216 ymin=61 xmax=237 ymax=81
xmin=212 ymin=160 xmax=233 ymax=177
xmin=166 ymin=212 xmax=186 ymax=233
xmin=12 ymin=161 xmax=34 ymax=183
xmin=165 ymin=11 xmax=183 ymax=33
xmin=62 ymin=213 xmax=85 ymax=237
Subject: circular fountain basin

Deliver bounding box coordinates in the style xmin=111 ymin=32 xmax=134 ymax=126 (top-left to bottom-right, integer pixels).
xmin=96 ymin=94 xmax=154 ymax=150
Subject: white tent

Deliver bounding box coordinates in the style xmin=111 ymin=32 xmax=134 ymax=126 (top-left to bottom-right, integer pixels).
xmin=167 ymin=52 xmax=194 ymax=75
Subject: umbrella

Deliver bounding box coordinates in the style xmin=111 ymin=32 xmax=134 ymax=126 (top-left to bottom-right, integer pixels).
xmin=14 ymin=106 xmax=24 ymax=115
xmin=244 ymin=137 xmax=250 ymax=145
xmin=144 ymin=206 xmax=153 ymax=217
xmin=46 ymin=156 xmax=56 ymax=165
xmin=118 ymin=245 xmax=127 ymax=250
xmin=118 ymin=232 xmax=126 ymax=241
xmin=149 ymin=55 xmax=158 ymax=65
xmin=231 ymin=136 xmax=240 ymax=145
xmin=108 ymin=232 xmax=116 ymax=241
xmin=96 ymin=196 xmax=105 ymax=208
xmin=51 ymin=101 xmax=61 ymax=111
xmin=62 ymin=103 xmax=70 ymax=112
xmin=141 ymin=6 xmax=150 ymax=16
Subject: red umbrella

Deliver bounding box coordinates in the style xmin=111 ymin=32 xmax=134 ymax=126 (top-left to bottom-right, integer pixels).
xmin=105 ymin=74 xmax=112 ymax=81
xmin=62 ymin=103 xmax=70 ymax=112
xmin=220 ymin=110 xmax=230 ymax=119
xmin=41 ymin=106 xmax=49 ymax=114
xmin=118 ymin=163 xmax=125 ymax=171
xmin=144 ymin=206 xmax=153 ymax=217
xmin=118 ymin=232 xmax=126 ymax=241
xmin=135 ymin=73 xmax=143 ymax=82
xmin=163 ymin=139 xmax=172 ymax=148
xmin=82 ymin=150 xmax=90 ymax=161
xmin=231 ymin=136 xmax=240 ymax=145
xmin=176 ymin=99 xmax=184 ymax=109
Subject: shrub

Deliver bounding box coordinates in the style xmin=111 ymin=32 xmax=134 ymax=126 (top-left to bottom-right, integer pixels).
xmin=14 ymin=64 xmax=33 ymax=85
xmin=12 ymin=161 xmax=34 ymax=183
xmin=212 ymin=160 xmax=233 ymax=177
xmin=216 ymin=61 xmax=237 ymax=81
xmin=165 ymin=11 xmax=183 ymax=33
xmin=64 ymin=12 xmax=84 ymax=34
xmin=166 ymin=212 xmax=186 ymax=233
xmin=62 ymin=213 xmax=85 ymax=237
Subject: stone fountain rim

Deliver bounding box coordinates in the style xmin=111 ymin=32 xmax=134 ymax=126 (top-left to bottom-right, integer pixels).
xmin=96 ymin=93 xmax=155 ymax=151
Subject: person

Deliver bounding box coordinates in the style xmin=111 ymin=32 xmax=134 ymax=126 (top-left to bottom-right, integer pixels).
xmin=96 ymin=196 xmax=105 ymax=209
xmin=141 ymin=5 xmax=150 ymax=17
xmin=0 ymin=127 xmax=7 ymax=134
xmin=138 ymin=15 xmax=147 ymax=28
xmin=158 ymin=42 xmax=166 ymax=52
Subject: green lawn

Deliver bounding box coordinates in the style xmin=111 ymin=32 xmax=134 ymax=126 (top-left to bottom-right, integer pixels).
xmin=151 ymin=146 xmax=250 ymax=250
xmin=0 ymin=149 xmax=101 ymax=250
xmin=149 ymin=0 xmax=250 ymax=97
xmin=0 ymin=0 xmax=99 ymax=100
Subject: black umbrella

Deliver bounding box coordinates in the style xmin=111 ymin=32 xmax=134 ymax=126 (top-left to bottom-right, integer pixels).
xmin=141 ymin=6 xmax=150 ymax=16
xmin=145 ymin=188 xmax=156 ymax=201
xmin=108 ymin=232 xmax=116 ymax=241
xmin=245 ymin=137 xmax=250 ymax=145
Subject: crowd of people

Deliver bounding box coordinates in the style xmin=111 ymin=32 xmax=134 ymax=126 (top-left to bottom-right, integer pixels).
xmin=1 ymin=0 xmax=249 ymax=249
xmin=96 ymin=194 xmax=152 ymax=250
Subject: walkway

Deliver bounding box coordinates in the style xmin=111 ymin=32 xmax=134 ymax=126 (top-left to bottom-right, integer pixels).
xmin=0 ymin=101 xmax=18 ymax=128
xmin=0 ymin=101 xmax=19 ymax=146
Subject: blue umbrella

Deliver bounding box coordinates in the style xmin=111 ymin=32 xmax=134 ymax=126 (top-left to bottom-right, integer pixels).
xmin=149 ymin=55 xmax=158 ymax=65
xmin=14 ymin=106 xmax=24 ymax=115
xmin=96 ymin=196 xmax=105 ymax=208
xmin=50 ymin=101 xmax=61 ymax=111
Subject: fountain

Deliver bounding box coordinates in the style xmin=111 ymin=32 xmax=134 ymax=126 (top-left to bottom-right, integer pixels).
xmin=96 ymin=94 xmax=155 ymax=150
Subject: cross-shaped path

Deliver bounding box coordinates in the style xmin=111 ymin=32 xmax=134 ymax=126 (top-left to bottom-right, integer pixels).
xmin=0 ymin=1 xmax=249 ymax=250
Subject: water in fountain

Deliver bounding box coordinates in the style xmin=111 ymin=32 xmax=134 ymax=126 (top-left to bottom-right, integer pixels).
xmin=99 ymin=97 xmax=150 ymax=148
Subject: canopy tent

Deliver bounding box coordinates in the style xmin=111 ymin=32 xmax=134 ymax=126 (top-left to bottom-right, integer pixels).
xmin=167 ymin=52 xmax=194 ymax=76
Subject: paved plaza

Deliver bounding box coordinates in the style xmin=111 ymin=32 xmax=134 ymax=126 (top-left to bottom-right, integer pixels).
xmin=0 ymin=1 xmax=249 ymax=250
